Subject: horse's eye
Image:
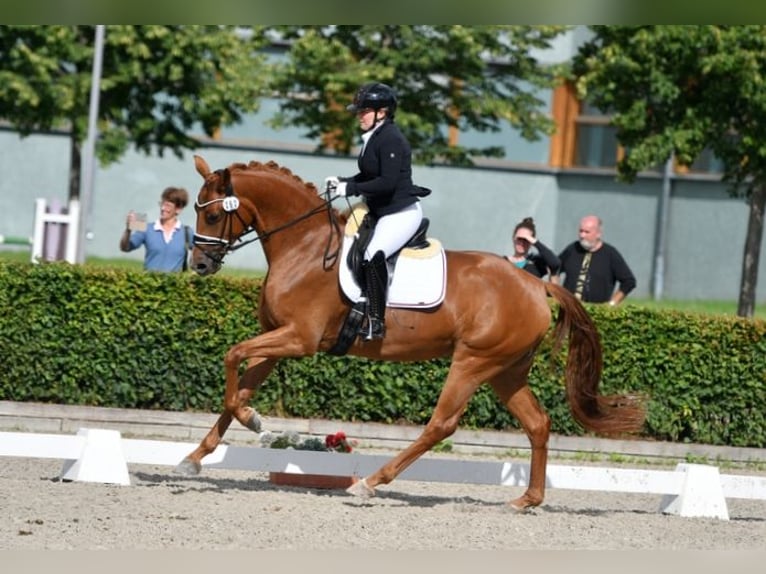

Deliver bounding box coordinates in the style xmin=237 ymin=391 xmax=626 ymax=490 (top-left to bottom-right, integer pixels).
xmin=205 ymin=211 xmax=223 ymax=225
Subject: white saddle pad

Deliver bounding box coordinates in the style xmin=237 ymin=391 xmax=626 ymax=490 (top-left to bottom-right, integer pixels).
xmin=338 ymin=235 xmax=447 ymax=309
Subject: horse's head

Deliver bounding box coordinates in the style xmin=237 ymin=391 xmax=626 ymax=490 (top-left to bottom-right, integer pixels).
xmin=191 ymin=154 xmax=341 ymax=276
xmin=191 ymin=155 xmax=253 ymax=275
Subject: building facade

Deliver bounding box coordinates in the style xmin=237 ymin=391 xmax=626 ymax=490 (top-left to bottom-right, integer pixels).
xmin=1 ymin=27 xmax=764 ymax=304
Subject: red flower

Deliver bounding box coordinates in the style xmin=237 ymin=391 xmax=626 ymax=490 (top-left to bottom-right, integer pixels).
xmin=325 ymin=431 xmax=353 ymax=453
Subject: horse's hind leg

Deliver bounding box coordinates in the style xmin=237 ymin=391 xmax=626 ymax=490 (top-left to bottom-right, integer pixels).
xmin=348 ymin=355 xmax=487 ymax=498
xmin=174 ymin=358 xmax=276 ymax=475
xmin=489 ymin=367 xmax=551 ymax=511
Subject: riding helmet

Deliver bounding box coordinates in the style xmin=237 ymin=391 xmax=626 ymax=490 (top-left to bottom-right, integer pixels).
xmin=347 ymin=83 xmax=397 ymax=117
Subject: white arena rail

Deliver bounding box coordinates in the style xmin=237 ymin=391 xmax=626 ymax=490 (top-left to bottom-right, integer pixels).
xmin=2 ymin=427 xmax=765 ymax=521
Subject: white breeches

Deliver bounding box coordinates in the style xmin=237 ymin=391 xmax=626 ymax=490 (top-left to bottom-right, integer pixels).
xmin=365 ymin=201 xmax=423 ymax=260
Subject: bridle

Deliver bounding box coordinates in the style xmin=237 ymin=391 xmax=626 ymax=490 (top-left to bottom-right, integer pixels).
xmin=193 ymin=173 xmax=344 ymax=271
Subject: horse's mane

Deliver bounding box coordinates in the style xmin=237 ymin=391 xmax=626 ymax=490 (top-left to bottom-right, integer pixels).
xmin=227 ymin=159 xmax=349 ymax=222
xmin=227 ymin=160 xmax=319 ymax=195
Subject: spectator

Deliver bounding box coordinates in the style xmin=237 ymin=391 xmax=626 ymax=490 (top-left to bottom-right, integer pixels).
xmin=555 ymin=214 xmax=636 ymax=305
xmin=505 ymin=216 xmax=560 ymax=280
xmin=119 ymin=186 xmax=192 ymax=272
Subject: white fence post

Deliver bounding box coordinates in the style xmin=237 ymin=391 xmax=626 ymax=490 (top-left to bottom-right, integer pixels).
xmin=31 ymin=198 xmax=81 ymax=264
xmin=31 ymin=198 xmax=46 ymax=263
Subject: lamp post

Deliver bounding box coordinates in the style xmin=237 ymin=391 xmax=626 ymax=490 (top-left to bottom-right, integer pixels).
xmin=76 ymin=24 xmax=105 ymax=265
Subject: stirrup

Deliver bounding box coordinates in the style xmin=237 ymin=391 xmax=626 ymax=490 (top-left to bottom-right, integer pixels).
xmin=362 ymin=318 xmax=386 ymax=341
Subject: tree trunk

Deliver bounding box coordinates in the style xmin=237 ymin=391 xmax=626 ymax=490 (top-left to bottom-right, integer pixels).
xmin=737 ymin=182 xmax=765 ymax=317
xmin=68 ymin=135 xmax=82 ymax=201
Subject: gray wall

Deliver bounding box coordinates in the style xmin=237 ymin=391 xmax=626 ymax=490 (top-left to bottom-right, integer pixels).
xmin=555 ymin=173 xmax=766 ymax=301
xmin=556 ymin=174 xmax=662 ymax=299
xmin=1 ymin=129 xmax=764 ymax=303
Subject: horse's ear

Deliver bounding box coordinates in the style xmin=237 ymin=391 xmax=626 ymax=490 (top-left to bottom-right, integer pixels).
xmin=221 ymin=168 xmax=233 ymax=195
xmin=194 ymin=155 xmax=211 ymax=178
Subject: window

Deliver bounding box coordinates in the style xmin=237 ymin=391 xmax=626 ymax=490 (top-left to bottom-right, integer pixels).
xmin=551 ymin=82 xmax=721 ymax=175
xmin=574 ymin=118 xmax=619 ymax=168
xmin=686 ymin=146 xmax=724 ymax=174
xmin=550 ymin=84 xmax=619 ymax=169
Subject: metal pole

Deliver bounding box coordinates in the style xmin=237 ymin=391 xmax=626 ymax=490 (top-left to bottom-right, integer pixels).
xmin=76 ymin=25 xmax=105 ymax=265
xmin=653 ymin=155 xmax=673 ymax=300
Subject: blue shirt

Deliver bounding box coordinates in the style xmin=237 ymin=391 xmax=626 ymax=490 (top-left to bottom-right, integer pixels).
xmin=126 ymin=220 xmax=191 ymax=272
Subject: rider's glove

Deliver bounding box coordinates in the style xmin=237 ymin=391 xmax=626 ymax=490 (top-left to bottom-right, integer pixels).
xmin=324 ymin=176 xmax=340 ymax=194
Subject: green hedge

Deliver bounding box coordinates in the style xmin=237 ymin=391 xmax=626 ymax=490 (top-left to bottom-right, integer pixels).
xmin=1 ymin=261 xmax=764 ymax=448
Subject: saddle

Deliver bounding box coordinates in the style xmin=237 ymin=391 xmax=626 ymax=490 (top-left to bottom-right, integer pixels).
xmin=328 ymin=203 xmax=446 ymax=356
xmin=345 ymin=208 xmax=431 ymax=291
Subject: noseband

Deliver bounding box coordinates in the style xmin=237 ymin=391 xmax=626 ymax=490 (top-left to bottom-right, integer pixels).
xmin=193 ymin=199 xmax=250 ymax=249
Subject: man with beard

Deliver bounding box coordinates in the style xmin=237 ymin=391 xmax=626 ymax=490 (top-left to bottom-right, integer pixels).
xmin=554 ymin=214 xmax=636 ymax=305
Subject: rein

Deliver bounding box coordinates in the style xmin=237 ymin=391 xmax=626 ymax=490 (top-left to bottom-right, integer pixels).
xmin=194 ymin=186 xmax=343 ymax=271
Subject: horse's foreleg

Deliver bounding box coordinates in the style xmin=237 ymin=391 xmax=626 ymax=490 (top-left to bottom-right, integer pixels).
xmin=491 ymin=377 xmax=551 ymax=511
xmin=174 ymin=411 xmax=234 ymax=475
xmin=174 ymin=357 xmax=276 ymax=475
xmin=175 ymin=325 xmax=314 ymax=476
xmin=348 ymin=364 xmax=483 ymax=498
xmin=224 ymin=356 xmax=277 ymax=431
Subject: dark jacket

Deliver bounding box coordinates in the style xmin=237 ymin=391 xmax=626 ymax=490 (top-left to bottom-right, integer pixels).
xmin=507 ymin=240 xmax=560 ymax=279
xmin=558 ymin=241 xmax=636 ymax=303
xmin=342 ymin=120 xmax=427 ymax=217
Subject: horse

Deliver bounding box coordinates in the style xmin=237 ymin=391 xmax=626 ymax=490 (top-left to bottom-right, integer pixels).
xmin=174 ymin=154 xmax=646 ymax=511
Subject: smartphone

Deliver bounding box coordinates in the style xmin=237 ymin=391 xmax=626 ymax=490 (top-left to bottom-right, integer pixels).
xmin=129 ymin=212 xmax=148 ymax=231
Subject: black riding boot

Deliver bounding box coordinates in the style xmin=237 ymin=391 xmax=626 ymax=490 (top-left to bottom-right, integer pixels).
xmin=362 ymin=250 xmax=388 ymax=341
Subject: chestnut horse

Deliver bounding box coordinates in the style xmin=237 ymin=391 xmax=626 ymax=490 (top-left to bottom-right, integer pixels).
xmin=174 ymin=155 xmax=645 ymax=510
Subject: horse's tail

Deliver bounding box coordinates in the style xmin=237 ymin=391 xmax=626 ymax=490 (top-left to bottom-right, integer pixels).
xmin=545 ymin=283 xmax=646 ymax=435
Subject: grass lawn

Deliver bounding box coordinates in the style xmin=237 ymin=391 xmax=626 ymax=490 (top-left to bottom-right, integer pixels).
xmin=2 ymin=248 xmax=763 ymax=319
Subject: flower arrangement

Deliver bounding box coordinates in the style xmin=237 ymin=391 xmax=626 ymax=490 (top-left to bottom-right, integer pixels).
xmin=260 ymin=429 xmax=356 ymax=453
xmin=324 ymin=431 xmax=354 ymax=453
xmin=262 ymin=429 xmax=359 ymax=489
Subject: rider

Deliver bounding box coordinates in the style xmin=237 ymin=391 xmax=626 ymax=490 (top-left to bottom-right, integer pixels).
xmin=325 ymin=82 xmax=429 ymax=341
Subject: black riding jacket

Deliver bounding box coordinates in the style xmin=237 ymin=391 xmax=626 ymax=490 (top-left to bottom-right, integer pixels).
xmin=342 ymin=119 xmax=426 ymax=217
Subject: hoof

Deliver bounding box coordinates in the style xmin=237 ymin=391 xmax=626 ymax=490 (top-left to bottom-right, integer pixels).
xmin=246 ymin=409 xmax=262 ymax=433
xmin=174 ymin=457 xmax=202 ymax=476
xmin=346 ymin=477 xmax=375 ymax=498
xmin=507 ymin=501 xmax=530 ymax=514
xmin=507 ymin=495 xmax=540 ymax=513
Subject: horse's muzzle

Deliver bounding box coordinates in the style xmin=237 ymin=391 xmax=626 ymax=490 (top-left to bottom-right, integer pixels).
xmin=191 ymin=248 xmax=223 ymax=276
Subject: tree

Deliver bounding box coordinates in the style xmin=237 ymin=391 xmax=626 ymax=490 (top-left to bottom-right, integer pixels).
xmin=0 ymin=25 xmax=269 ymax=202
xmin=571 ymin=25 xmax=766 ymax=318
xmin=261 ymin=25 xmax=569 ymax=165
